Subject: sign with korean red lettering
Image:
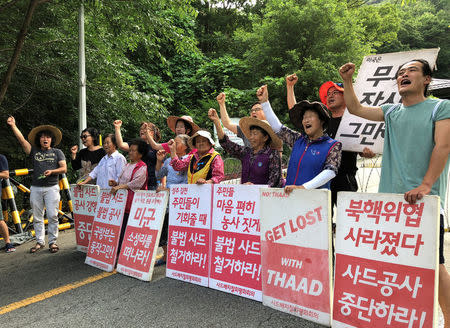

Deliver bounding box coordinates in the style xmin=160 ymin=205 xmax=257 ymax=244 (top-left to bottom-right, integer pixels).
xmin=85 ymin=189 xmax=127 ymax=272
xmin=336 ymin=48 xmax=440 ymax=153
xmin=333 ymin=192 xmax=439 ymax=328
xmin=260 ymin=188 xmax=332 ymax=326
xmin=166 ymin=184 xmax=211 ymax=287
xmin=117 ymin=191 xmax=168 ymax=281
xmin=70 ymin=184 xmax=100 ymax=253
xmin=210 ymin=185 xmax=262 ymax=301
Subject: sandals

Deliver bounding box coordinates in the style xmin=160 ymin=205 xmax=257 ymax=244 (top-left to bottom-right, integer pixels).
xmin=30 ymin=243 xmax=44 ymax=253
xmin=49 ymin=243 xmax=59 ymax=253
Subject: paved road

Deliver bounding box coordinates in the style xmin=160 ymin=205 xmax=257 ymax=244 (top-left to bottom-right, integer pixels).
xmin=0 ymin=230 xmax=326 ymax=328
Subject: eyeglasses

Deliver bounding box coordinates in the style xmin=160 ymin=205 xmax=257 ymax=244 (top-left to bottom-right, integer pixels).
xmin=80 ymin=134 xmax=91 ymax=139
xmin=250 ymin=107 xmax=262 ymax=113
xmin=326 ymin=90 xmax=342 ymax=98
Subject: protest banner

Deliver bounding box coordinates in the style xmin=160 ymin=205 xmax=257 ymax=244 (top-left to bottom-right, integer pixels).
xmin=209 ymin=184 xmax=262 ymax=301
xmin=166 ymin=184 xmax=212 ymax=287
xmin=70 ymin=184 xmax=100 ymax=253
xmin=85 ymin=189 xmax=127 ymax=272
xmin=260 ymin=188 xmax=332 ymax=326
xmin=117 ymin=190 xmax=169 ymax=281
xmin=336 ymin=48 xmax=440 ymax=153
xmin=333 ymin=192 xmax=439 ymax=328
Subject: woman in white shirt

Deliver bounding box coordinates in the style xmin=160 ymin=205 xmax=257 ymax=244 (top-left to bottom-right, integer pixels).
xmin=78 ymin=134 xmax=126 ymax=189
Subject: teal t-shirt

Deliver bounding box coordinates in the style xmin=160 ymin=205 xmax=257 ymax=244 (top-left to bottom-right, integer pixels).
xmin=380 ymin=98 xmax=450 ymax=208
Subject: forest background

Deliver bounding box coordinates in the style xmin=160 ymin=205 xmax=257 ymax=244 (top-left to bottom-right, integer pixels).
xmin=0 ymin=0 xmax=448 ymax=181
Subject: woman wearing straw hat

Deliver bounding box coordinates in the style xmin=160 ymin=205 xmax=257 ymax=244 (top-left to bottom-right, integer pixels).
xmin=208 ymin=108 xmax=283 ymax=187
xmin=7 ymin=116 xmax=67 ymax=253
xmin=256 ymin=85 xmax=342 ymax=194
xmin=170 ymin=130 xmax=224 ymax=184
xmin=144 ymin=115 xmax=200 ymax=153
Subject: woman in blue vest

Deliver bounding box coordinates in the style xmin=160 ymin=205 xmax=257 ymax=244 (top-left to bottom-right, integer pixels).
xmin=208 ymin=108 xmax=283 ymax=187
xmin=256 ymin=85 xmax=342 ymax=194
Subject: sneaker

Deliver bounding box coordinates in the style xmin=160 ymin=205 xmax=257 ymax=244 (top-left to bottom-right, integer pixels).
xmin=5 ymin=243 xmax=16 ymax=253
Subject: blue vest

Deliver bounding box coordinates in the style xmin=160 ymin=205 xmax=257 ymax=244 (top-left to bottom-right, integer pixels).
xmin=286 ymin=134 xmax=338 ymax=189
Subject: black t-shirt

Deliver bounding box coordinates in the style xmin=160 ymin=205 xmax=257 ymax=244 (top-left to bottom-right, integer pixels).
xmin=327 ymin=116 xmax=357 ymax=176
xmin=0 ymin=154 xmax=8 ymax=195
xmin=30 ymin=147 xmax=66 ymax=187
xmin=141 ymin=143 xmax=157 ymax=190
xmin=71 ymin=147 xmax=105 ymax=177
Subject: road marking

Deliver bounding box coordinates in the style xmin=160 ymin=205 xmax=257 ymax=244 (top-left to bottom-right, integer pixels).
xmin=0 ymin=271 xmax=116 ymax=315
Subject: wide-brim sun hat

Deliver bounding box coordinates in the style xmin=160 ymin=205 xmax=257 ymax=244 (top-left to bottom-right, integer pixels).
xmin=167 ymin=115 xmax=200 ymax=136
xmin=188 ymin=130 xmax=215 ymax=150
xmin=319 ymin=81 xmax=344 ymax=106
xmin=239 ymin=117 xmax=283 ymax=150
xmin=289 ymin=100 xmax=332 ymax=132
xmin=28 ymin=125 xmax=62 ymax=147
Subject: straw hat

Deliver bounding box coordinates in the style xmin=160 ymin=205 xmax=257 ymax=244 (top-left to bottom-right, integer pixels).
xmin=239 ymin=117 xmax=282 ymax=150
xmin=167 ymin=115 xmax=200 ymax=136
xmin=289 ymin=100 xmax=331 ymax=132
xmin=188 ymin=130 xmax=215 ymax=150
xmin=27 ymin=125 xmax=62 ymax=147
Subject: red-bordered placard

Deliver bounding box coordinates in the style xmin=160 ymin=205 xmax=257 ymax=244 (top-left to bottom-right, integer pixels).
xmin=85 ymin=189 xmax=127 ymax=272
xmin=70 ymin=184 xmax=100 ymax=253
xmin=333 ymin=192 xmax=439 ymax=328
xmin=117 ymin=190 xmax=168 ymax=281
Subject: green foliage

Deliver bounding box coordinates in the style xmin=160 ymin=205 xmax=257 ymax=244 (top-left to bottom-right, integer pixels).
xmin=376 ymin=0 xmax=450 ymax=78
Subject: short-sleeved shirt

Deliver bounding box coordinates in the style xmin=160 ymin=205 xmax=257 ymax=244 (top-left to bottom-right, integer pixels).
xmin=156 ymin=155 xmax=188 ymax=188
xmin=236 ymin=125 xmax=251 ymax=148
xmin=0 ymin=154 xmax=8 ymax=195
xmin=30 ymin=147 xmax=66 ymax=187
xmin=71 ymin=147 xmax=105 ymax=178
xmin=380 ymin=98 xmax=450 ymax=208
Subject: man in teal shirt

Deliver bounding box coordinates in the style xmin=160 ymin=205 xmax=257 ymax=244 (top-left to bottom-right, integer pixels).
xmin=339 ymin=59 xmax=450 ymax=327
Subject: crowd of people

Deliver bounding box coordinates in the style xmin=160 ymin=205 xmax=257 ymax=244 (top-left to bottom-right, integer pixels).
xmin=1 ymin=59 xmax=450 ymax=326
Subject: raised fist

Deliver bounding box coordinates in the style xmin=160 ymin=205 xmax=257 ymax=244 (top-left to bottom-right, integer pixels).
xmin=339 ymin=63 xmax=356 ymax=80
xmin=286 ymin=74 xmax=298 ymax=87
xmin=70 ymin=145 xmax=79 ymax=154
xmin=6 ymin=116 xmax=16 ymax=127
xmin=113 ymin=120 xmax=122 ymax=128
xmin=208 ymin=108 xmax=219 ymax=122
xmin=256 ymin=85 xmax=268 ymax=103
xmin=216 ymin=92 xmax=225 ymax=106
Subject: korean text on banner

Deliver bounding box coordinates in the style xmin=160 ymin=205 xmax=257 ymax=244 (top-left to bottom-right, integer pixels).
xmin=336 ymin=48 xmax=440 ymax=153
xmin=260 ymin=188 xmax=332 ymax=326
xmin=117 ymin=190 xmax=168 ymax=281
xmin=166 ymin=184 xmax=212 ymax=287
xmin=85 ymin=189 xmax=127 ymax=272
xmin=69 ymin=184 xmax=100 ymax=253
xmin=333 ymin=192 xmax=440 ymax=328
xmin=210 ymin=184 xmax=262 ymax=301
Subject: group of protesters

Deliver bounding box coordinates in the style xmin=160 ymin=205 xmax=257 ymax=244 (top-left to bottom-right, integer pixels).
xmin=2 ymin=59 xmax=450 ymax=327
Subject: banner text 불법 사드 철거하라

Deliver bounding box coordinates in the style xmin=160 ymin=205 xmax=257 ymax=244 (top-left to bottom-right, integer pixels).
xmin=85 ymin=189 xmax=127 ymax=272
xmin=336 ymin=48 xmax=439 ymax=154
xmin=166 ymin=184 xmax=212 ymax=287
xmin=209 ymin=184 xmax=262 ymax=301
xmin=117 ymin=190 xmax=168 ymax=281
xmin=259 ymin=188 xmax=333 ymax=326
xmin=70 ymin=184 xmax=100 ymax=253
xmin=333 ymin=192 xmax=440 ymax=327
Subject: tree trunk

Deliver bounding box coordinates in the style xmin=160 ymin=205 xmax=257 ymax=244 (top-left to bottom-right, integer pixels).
xmin=0 ymin=0 xmax=49 ymax=106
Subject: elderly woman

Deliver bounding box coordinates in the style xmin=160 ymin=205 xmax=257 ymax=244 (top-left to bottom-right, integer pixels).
xmin=70 ymin=127 xmax=105 ymax=180
xmin=170 ymin=130 xmax=224 ymax=184
xmin=113 ymin=120 xmax=160 ymax=190
xmin=256 ymin=85 xmax=342 ymax=194
xmin=7 ymin=116 xmax=67 ymax=253
xmin=78 ymin=134 xmax=127 ymax=189
xmin=209 ymin=108 xmax=283 ymax=187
